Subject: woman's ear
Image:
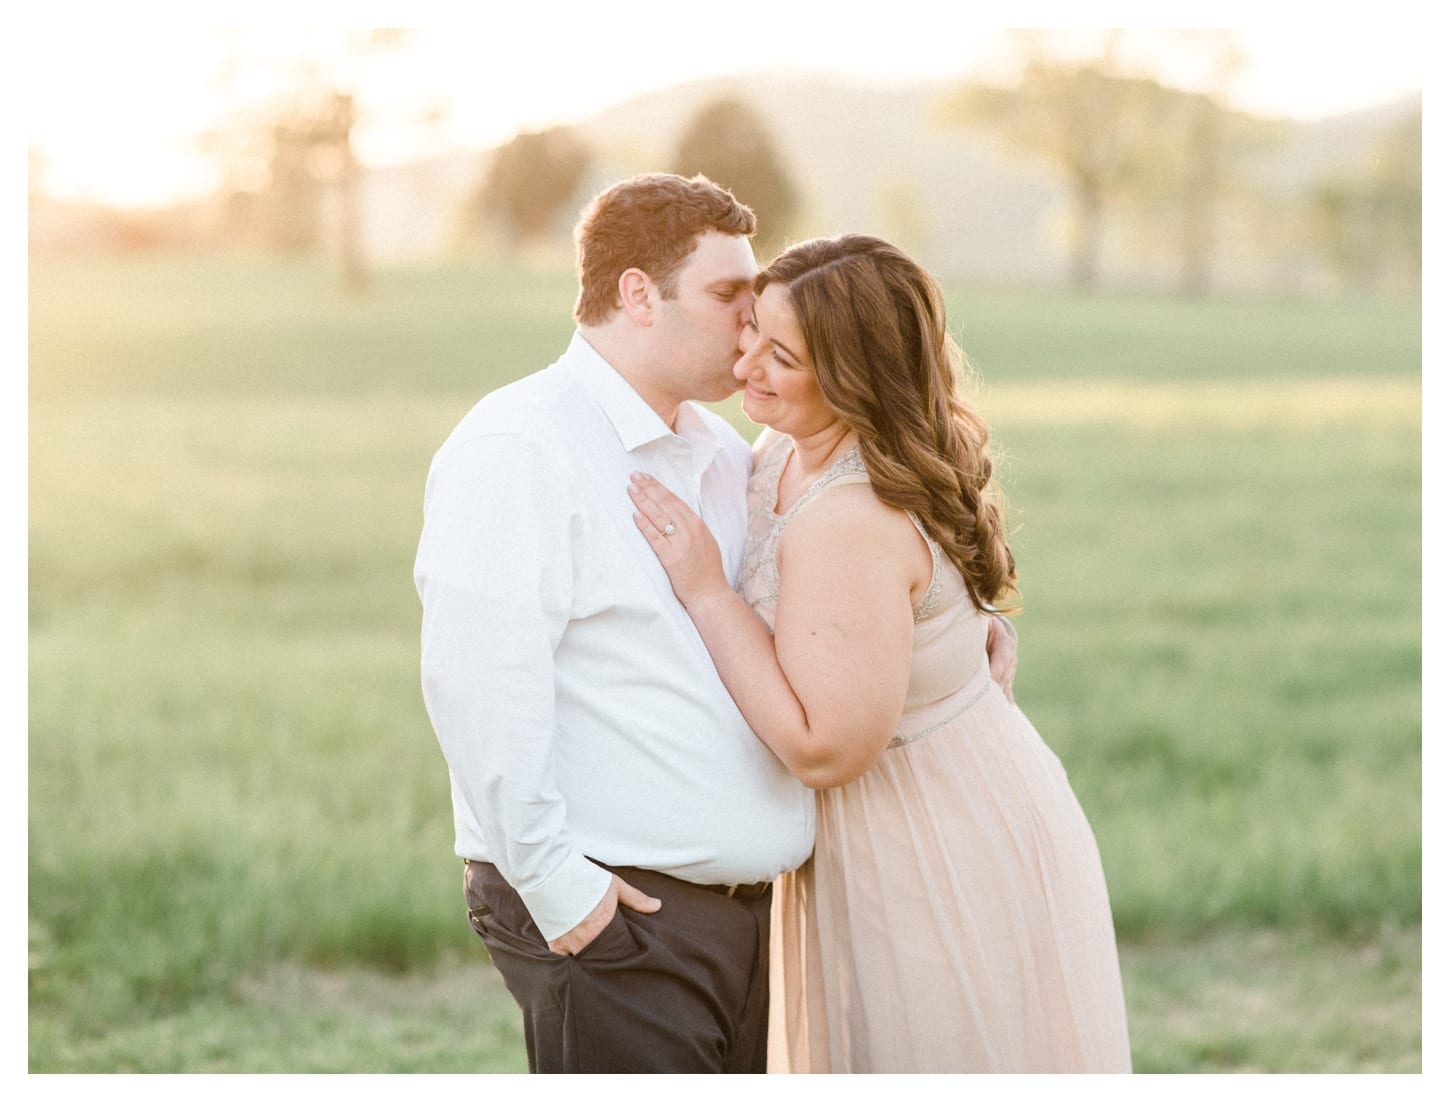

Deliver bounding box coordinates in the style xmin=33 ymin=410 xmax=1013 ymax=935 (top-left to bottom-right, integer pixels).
xmin=617 ymin=268 xmax=655 ymax=326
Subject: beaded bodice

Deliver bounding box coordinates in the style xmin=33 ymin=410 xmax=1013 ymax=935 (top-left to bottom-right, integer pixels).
xmin=738 ymin=435 xmax=946 ymax=631
xmin=738 ymin=432 xmax=993 ymax=749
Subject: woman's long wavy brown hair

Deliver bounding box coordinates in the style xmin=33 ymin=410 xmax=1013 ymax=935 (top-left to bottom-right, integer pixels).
xmin=756 ymin=234 xmax=1018 ymax=612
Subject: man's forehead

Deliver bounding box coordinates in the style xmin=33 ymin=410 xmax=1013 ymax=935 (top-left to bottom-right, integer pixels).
xmin=684 ymin=231 xmax=759 ymax=283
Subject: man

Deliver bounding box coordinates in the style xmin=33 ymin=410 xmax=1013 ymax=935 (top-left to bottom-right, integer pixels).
xmin=414 ymin=173 xmax=1017 ymax=1073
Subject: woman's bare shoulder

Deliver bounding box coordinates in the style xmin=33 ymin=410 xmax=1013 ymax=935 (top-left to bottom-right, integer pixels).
xmin=782 ymin=480 xmax=925 ymax=565
xmin=775 ymin=481 xmax=931 ymax=635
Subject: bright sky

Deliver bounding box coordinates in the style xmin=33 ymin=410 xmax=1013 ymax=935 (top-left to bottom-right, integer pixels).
xmin=22 ymin=5 xmax=1429 ymax=208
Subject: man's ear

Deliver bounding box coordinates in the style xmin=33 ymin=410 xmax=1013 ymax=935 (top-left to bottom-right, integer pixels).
xmin=617 ymin=268 xmax=654 ymax=326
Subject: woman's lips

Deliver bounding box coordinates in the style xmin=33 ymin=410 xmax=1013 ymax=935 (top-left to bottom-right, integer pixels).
xmin=744 ymin=382 xmax=776 ymax=399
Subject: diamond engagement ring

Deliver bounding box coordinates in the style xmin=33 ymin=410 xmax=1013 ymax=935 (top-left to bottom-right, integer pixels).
xmin=661 ymin=522 xmax=677 ymax=536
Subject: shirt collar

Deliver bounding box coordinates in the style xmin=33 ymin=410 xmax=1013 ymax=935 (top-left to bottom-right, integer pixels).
xmin=562 ymin=331 xmax=723 ymax=464
xmin=562 ymin=331 xmax=674 ymax=452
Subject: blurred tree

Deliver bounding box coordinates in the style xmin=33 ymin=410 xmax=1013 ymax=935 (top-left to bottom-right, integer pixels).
xmin=944 ymin=33 xmax=1152 ymax=290
xmin=673 ymin=97 xmax=797 ymax=249
xmin=1115 ymin=89 xmax=1280 ymax=297
xmin=945 ymin=56 xmax=1148 ymax=288
xmin=204 ymin=29 xmax=432 ymax=293
xmin=945 ymin=30 xmax=1265 ymax=295
xmin=1154 ymin=32 xmax=1243 ymax=297
xmin=322 ymin=90 xmax=364 ymax=293
xmin=469 ymin=127 xmax=593 ymax=250
xmin=1114 ymin=33 xmax=1288 ymax=297
xmin=1308 ymin=109 xmax=1421 ymax=294
xmin=250 ymin=93 xmax=346 ymax=255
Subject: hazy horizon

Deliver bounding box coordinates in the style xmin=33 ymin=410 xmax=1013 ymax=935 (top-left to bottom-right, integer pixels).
xmin=24 ymin=18 xmax=1426 ymax=209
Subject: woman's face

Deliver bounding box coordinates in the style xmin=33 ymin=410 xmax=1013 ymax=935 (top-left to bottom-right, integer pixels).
xmin=733 ymin=283 xmax=839 ymax=436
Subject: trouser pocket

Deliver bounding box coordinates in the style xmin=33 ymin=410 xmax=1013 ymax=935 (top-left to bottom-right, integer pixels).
xmin=463 ymin=861 xmax=562 ymax=962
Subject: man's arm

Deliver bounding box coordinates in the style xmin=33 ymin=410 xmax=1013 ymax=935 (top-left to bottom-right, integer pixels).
xmin=548 ymin=874 xmax=660 ymax=955
xmin=985 ymin=613 xmax=1018 ymax=704
xmin=415 ymin=433 xmax=620 ymax=946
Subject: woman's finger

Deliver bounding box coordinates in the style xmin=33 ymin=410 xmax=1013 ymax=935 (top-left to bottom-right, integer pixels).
xmin=629 ymin=471 xmax=690 ymax=514
xmin=632 ymin=511 xmax=671 ymax=547
xmin=627 ymin=478 xmax=678 ymax=535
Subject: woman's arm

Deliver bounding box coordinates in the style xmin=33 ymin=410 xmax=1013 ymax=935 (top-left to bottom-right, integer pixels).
xmin=629 ymin=473 xmax=926 ymax=788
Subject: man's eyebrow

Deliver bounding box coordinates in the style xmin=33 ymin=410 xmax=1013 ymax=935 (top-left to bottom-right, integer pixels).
xmin=708 ymin=278 xmax=753 ymax=291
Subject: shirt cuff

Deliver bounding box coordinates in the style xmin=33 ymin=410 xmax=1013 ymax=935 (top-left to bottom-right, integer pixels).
xmin=516 ymin=853 xmax=616 ymax=943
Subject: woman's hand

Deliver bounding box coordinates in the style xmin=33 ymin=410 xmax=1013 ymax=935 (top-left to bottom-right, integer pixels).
xmin=628 ymin=472 xmax=731 ymax=609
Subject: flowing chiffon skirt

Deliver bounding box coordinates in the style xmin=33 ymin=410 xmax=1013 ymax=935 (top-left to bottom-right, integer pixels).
xmin=766 ymin=665 xmax=1132 ymax=1073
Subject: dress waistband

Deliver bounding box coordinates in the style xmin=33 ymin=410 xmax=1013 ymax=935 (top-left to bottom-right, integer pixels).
xmin=886 ymin=662 xmax=994 ymax=749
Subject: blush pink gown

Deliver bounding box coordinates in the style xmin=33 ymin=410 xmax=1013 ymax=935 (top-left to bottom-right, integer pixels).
xmin=744 ymin=435 xmax=1132 ymax=1073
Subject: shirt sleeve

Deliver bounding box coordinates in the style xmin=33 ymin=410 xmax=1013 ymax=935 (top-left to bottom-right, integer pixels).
xmin=414 ymin=432 xmax=612 ymax=941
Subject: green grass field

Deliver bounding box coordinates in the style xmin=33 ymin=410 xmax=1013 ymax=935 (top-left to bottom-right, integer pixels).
xmin=28 ymin=257 xmax=1421 ymax=1072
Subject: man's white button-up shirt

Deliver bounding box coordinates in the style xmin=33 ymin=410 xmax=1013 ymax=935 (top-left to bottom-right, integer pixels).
xmin=415 ymin=332 xmax=815 ymax=941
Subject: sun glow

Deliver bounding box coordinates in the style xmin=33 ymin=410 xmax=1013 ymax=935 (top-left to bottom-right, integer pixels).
xmin=23 ymin=18 xmax=1425 ymax=209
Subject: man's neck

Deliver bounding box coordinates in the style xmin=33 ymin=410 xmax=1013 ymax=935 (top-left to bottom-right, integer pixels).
xmin=577 ymin=325 xmax=683 ymax=431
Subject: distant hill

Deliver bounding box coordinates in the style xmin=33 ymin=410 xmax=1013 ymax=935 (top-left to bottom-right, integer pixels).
xmin=1250 ymin=95 xmax=1423 ymax=192
xmin=573 ymin=73 xmax=1067 ymax=284
xmin=566 ymin=73 xmax=1421 ymax=290
xmin=364 ymin=72 xmax=1416 ymax=292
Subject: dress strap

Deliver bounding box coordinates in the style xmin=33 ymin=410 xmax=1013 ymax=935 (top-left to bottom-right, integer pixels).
xmin=782 ymin=448 xmax=871 ymax=519
xmin=905 ymin=514 xmax=946 ymax=622
xmin=779 ymin=448 xmax=945 ymax=623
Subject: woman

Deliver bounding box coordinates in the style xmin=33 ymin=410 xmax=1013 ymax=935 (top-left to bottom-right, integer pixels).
xmin=626 ymin=235 xmax=1131 ymax=1073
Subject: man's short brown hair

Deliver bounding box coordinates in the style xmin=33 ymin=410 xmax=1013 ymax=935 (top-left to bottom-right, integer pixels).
xmin=573 ymin=174 xmax=756 ymax=326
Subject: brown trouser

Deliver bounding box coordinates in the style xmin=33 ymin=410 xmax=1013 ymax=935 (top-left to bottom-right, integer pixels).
xmin=463 ymin=859 xmax=773 ymax=1073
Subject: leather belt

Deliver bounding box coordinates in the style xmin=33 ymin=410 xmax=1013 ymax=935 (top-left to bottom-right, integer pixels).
xmin=699 ymin=879 xmax=772 ymax=901
xmin=466 ymin=858 xmax=772 ymax=901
